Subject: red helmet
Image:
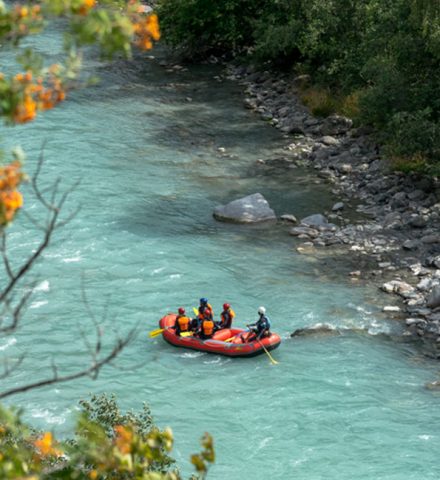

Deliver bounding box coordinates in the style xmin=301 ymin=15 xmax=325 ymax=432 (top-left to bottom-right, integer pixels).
xmin=223 ymin=303 xmax=230 ymax=310
xmin=178 ymin=307 xmax=185 ymax=314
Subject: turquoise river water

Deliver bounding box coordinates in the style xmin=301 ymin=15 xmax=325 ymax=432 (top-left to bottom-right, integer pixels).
xmin=2 ymin=33 xmax=440 ymax=480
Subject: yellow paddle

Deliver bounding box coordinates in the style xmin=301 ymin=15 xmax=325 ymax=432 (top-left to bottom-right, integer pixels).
xmin=192 ymin=307 xmax=199 ymax=316
xmin=256 ymin=339 xmax=279 ymax=365
xmin=149 ymin=328 xmax=193 ymax=338
xmin=149 ymin=328 xmax=165 ymax=338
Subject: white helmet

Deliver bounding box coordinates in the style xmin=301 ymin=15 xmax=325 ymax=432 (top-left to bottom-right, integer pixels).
xmin=258 ymin=306 xmax=266 ymax=315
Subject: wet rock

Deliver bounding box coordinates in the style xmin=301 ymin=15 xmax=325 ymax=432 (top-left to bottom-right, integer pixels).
xmin=289 ymin=226 xmax=319 ymax=238
xmin=407 ymin=215 xmax=427 ymax=229
xmin=280 ymin=214 xmax=297 ymax=223
xmin=291 ymin=324 xmax=340 ymax=337
xmin=332 ymin=202 xmax=344 ymax=211
xmin=426 ymin=286 xmax=440 ymax=309
xmin=425 ymin=380 xmax=440 ymax=390
xmin=381 ymin=280 xmax=415 ymax=296
xmin=213 ymin=193 xmax=276 ymax=224
xmin=321 ymin=136 xmax=339 ymax=146
xmin=417 ymin=278 xmax=435 ymax=291
xmin=321 ymin=115 xmax=353 ymax=136
xmin=406 ymin=318 xmax=427 ymax=326
xmin=383 ymin=306 xmax=401 ymax=312
xmin=408 ymin=189 xmax=425 ymax=201
xmin=391 ymin=192 xmax=407 ymax=208
xmin=336 ymin=163 xmax=353 ymax=174
xmin=421 ymin=234 xmax=440 ymax=244
xmin=300 ymin=214 xmax=335 ymax=229
xmin=425 ymin=255 xmax=440 ymax=268
xmin=402 ymin=239 xmax=420 ymax=251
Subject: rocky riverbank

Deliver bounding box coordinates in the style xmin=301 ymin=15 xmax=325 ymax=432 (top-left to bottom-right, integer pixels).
xmin=224 ymin=64 xmax=440 ymax=355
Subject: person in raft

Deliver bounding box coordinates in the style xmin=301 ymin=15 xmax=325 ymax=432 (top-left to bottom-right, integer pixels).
xmin=174 ymin=307 xmax=191 ymax=336
xmin=217 ymin=303 xmax=235 ymax=330
xmin=199 ymin=314 xmax=215 ymax=340
xmin=191 ymin=297 xmax=213 ymax=333
xmin=246 ymin=306 xmax=271 ymax=341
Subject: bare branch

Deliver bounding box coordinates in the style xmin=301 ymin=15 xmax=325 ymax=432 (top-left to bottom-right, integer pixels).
xmin=0 ymin=285 xmax=35 ymax=333
xmin=0 ymin=152 xmax=78 ymax=314
xmin=0 ymin=328 xmax=137 ymax=400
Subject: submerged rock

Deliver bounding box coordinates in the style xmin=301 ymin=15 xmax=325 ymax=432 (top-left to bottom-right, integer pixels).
xmin=213 ymin=193 xmax=276 ymax=224
xmin=291 ymin=324 xmax=340 ymax=337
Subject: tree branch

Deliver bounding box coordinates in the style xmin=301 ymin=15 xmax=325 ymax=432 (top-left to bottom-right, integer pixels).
xmin=0 ymin=328 xmax=137 ymax=400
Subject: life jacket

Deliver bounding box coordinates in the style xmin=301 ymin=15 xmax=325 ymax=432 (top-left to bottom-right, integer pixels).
xmin=198 ymin=303 xmax=213 ymax=320
xmin=177 ymin=315 xmax=190 ymax=331
xmin=202 ymin=319 xmax=214 ymax=336
xmin=220 ymin=308 xmax=235 ymax=327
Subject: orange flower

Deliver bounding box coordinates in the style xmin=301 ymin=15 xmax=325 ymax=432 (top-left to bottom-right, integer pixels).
xmin=78 ymin=0 xmax=96 ymax=16
xmin=147 ymin=14 xmax=160 ymax=41
xmin=34 ymin=432 xmax=63 ymax=457
xmin=133 ymin=13 xmax=161 ymax=50
xmin=13 ymin=94 xmax=37 ymax=123
xmin=89 ymin=470 xmax=98 ymax=480
xmin=114 ymin=425 xmax=133 ymax=454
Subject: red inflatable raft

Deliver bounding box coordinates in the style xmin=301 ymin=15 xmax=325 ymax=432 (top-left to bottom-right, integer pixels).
xmin=158 ymin=314 xmax=281 ymax=358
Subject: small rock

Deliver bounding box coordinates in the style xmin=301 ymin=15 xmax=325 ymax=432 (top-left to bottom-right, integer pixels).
xmin=427 ymin=286 xmax=440 ymax=309
xmin=402 ymin=239 xmax=419 ymax=251
xmin=381 ymin=280 xmax=415 ymax=296
xmin=383 ymin=306 xmax=401 ymax=312
xmin=406 ymin=318 xmax=426 ymax=326
xmin=280 ymin=214 xmax=297 ymax=223
xmin=332 ymin=202 xmax=344 ymax=211
xmin=421 ymin=234 xmax=440 ymax=244
xmin=289 ymin=226 xmax=319 ymax=238
xmin=321 ymin=114 xmax=353 ymax=136
xmin=321 ymin=136 xmax=339 ymax=146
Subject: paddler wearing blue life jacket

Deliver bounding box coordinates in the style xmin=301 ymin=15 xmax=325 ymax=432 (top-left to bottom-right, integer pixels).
xmin=247 ymin=306 xmax=271 ymax=340
xmin=217 ymin=303 xmax=235 ymax=329
xmin=174 ymin=307 xmax=191 ymax=336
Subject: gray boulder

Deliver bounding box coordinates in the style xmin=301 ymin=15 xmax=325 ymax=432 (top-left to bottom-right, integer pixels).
xmin=321 ymin=115 xmax=353 ymax=136
xmin=427 ymin=286 xmax=440 ymax=309
xmin=213 ymin=193 xmax=276 ymax=224
xmin=300 ymin=213 xmax=336 ymax=230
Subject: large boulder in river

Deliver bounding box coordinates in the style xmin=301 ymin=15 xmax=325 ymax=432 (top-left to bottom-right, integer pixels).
xmin=213 ymin=193 xmax=276 ymax=224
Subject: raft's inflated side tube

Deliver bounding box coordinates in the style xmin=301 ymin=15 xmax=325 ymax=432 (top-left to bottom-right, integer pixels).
xmin=158 ymin=314 xmax=281 ymax=358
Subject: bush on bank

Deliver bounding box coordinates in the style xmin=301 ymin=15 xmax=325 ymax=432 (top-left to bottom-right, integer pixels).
xmin=157 ymin=0 xmax=440 ymax=171
xmin=0 ymin=394 xmax=214 ymax=479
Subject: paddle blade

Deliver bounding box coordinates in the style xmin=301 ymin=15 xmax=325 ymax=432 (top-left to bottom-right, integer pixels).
xmin=193 ymin=307 xmax=199 ymax=316
xmin=149 ymin=328 xmax=164 ymax=338
xmin=180 ymin=331 xmax=193 ymax=337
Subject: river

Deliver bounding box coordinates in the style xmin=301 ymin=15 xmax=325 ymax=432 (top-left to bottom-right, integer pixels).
xmin=2 ymin=32 xmax=440 ymax=479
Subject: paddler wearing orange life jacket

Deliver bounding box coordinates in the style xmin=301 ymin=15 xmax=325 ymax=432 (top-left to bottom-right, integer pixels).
xmin=217 ymin=303 xmax=235 ymax=329
xmin=174 ymin=307 xmax=191 ymax=336
xmin=197 ymin=298 xmax=215 ymax=339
